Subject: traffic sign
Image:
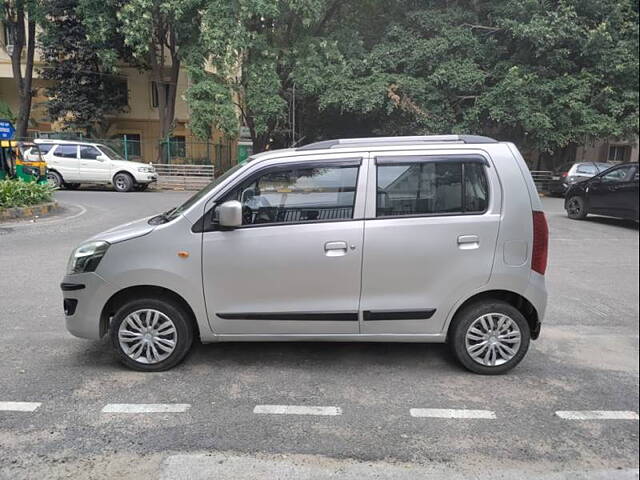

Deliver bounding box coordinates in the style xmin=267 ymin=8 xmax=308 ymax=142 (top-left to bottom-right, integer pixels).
xmin=0 ymin=119 xmax=16 ymax=140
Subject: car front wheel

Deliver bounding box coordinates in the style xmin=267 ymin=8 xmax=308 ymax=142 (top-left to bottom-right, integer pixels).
xmin=449 ymin=300 xmax=531 ymax=375
xmin=47 ymin=171 xmax=63 ymax=188
xmin=110 ymin=297 xmax=194 ymax=371
xmin=566 ymin=196 xmax=588 ymax=220
xmin=113 ymin=172 xmax=134 ymax=192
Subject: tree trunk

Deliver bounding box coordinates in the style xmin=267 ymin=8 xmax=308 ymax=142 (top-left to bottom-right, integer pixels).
xmin=9 ymin=7 xmax=35 ymax=138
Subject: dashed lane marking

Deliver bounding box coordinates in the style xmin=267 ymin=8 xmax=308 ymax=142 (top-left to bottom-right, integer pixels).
xmin=410 ymin=408 xmax=496 ymax=419
xmin=101 ymin=403 xmax=191 ymax=413
xmin=254 ymin=405 xmax=342 ymax=416
xmin=0 ymin=401 xmax=42 ymax=412
xmin=555 ymin=410 xmax=639 ymax=420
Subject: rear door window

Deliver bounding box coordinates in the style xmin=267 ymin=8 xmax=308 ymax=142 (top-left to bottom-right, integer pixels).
xmin=53 ymin=145 xmax=78 ymax=158
xmin=576 ymin=164 xmax=597 ymax=175
xmin=376 ymin=157 xmax=488 ymax=217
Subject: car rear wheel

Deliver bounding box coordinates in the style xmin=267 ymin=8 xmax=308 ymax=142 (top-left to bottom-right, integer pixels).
xmin=566 ymin=196 xmax=588 ymax=220
xmin=110 ymin=297 xmax=194 ymax=372
xmin=47 ymin=171 xmax=63 ymax=188
xmin=113 ymin=172 xmax=134 ymax=192
xmin=449 ymin=300 xmax=531 ymax=375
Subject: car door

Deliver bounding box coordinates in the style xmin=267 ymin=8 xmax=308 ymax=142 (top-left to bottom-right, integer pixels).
xmin=360 ymin=152 xmax=500 ymax=335
xmin=79 ymin=145 xmax=111 ymax=183
xmin=588 ymin=164 xmax=636 ymax=215
xmin=201 ymin=155 xmax=367 ymax=335
xmin=49 ymin=144 xmax=80 ymax=182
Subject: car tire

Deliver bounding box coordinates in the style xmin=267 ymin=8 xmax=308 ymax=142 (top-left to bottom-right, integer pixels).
xmin=113 ymin=172 xmax=134 ymax=192
xmin=110 ymin=297 xmax=194 ymax=372
xmin=134 ymin=183 xmax=149 ymax=192
xmin=449 ymin=300 xmax=531 ymax=375
xmin=63 ymin=183 xmax=81 ymax=190
xmin=566 ymin=196 xmax=588 ymax=220
xmin=47 ymin=171 xmax=63 ymax=188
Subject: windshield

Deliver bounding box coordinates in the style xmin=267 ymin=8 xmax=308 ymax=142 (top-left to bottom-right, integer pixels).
xmin=164 ymin=161 xmax=250 ymax=221
xmin=99 ymin=145 xmax=125 ymax=160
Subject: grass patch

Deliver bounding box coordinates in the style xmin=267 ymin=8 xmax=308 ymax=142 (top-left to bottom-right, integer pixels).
xmin=0 ymin=179 xmax=56 ymax=209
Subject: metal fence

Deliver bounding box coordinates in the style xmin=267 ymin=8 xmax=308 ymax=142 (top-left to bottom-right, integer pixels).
xmin=153 ymin=164 xmax=214 ymax=190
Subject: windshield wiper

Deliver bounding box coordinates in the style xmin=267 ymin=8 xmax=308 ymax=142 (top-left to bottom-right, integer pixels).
xmin=148 ymin=208 xmax=174 ymax=225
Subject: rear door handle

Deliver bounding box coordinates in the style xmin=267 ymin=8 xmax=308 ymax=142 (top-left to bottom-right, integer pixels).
xmin=457 ymin=235 xmax=479 ymax=250
xmin=324 ymin=241 xmax=348 ymax=257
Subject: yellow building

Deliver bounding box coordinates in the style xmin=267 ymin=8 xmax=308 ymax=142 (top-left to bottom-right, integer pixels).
xmin=1 ymin=24 xmax=235 ymax=166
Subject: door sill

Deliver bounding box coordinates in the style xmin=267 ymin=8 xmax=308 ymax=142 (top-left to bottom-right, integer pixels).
xmin=202 ymin=333 xmax=446 ymax=343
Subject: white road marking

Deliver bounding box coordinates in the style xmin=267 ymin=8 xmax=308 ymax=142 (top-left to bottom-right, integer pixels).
xmin=555 ymin=410 xmax=639 ymax=420
xmin=101 ymin=403 xmax=191 ymax=413
xmin=0 ymin=401 xmax=42 ymax=412
xmin=410 ymin=408 xmax=496 ymax=419
xmin=253 ymin=405 xmax=342 ymax=416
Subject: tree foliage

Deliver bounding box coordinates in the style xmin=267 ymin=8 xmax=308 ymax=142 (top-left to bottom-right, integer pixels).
xmin=39 ymin=0 xmax=128 ymax=136
xmin=312 ymin=0 xmax=639 ymax=158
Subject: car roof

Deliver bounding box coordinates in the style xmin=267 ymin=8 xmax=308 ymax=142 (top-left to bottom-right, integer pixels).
xmin=33 ymin=139 xmax=101 ymax=147
xmin=248 ymin=135 xmax=502 ymax=163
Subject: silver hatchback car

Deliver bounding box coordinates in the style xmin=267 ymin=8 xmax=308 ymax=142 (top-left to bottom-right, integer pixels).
xmin=61 ymin=135 xmax=548 ymax=374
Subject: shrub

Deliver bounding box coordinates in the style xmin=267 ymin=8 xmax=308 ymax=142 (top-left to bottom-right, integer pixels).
xmin=0 ymin=180 xmax=56 ymax=209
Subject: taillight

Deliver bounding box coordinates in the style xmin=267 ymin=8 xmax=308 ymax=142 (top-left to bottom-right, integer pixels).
xmin=532 ymin=211 xmax=549 ymax=275
xmin=561 ymin=172 xmax=568 ymax=178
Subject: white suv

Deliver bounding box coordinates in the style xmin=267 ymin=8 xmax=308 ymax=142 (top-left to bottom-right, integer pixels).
xmin=35 ymin=139 xmax=157 ymax=192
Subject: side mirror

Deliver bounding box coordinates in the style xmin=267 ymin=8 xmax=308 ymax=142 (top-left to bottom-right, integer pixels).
xmin=218 ymin=200 xmax=243 ymax=229
xmin=96 ymin=154 xmax=108 ymax=162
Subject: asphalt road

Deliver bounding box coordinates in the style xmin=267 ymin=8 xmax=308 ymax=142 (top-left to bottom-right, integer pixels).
xmin=0 ymin=190 xmax=638 ymax=479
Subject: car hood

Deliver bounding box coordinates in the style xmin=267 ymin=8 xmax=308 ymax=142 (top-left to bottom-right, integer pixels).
xmin=110 ymin=159 xmax=150 ymax=170
xmin=88 ymin=216 xmax=156 ymax=244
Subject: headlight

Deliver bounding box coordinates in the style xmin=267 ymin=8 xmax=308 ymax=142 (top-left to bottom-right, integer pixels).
xmin=67 ymin=241 xmax=110 ymax=275
xmin=138 ymin=166 xmax=154 ymax=173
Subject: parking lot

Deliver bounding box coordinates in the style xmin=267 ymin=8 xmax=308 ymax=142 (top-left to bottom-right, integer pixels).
xmin=0 ymin=190 xmax=638 ymax=479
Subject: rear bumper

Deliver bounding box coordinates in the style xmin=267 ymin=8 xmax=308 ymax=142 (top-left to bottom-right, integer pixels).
xmin=525 ymin=272 xmax=548 ymax=340
xmin=61 ymin=272 xmax=117 ymax=340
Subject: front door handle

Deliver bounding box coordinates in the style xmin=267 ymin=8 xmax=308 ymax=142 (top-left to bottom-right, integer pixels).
xmin=324 ymin=241 xmax=348 ymax=257
xmin=457 ymin=235 xmax=479 ymax=250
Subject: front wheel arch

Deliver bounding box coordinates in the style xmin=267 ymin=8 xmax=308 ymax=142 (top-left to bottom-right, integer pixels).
xmin=100 ymin=285 xmax=201 ymax=340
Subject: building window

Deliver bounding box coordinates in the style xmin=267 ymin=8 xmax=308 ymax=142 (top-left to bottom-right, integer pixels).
xmin=151 ymin=82 xmax=170 ymax=108
xmin=608 ymin=145 xmax=629 ymax=163
xmin=3 ymin=22 xmax=17 ymax=48
xmin=113 ymin=78 xmax=129 ymax=107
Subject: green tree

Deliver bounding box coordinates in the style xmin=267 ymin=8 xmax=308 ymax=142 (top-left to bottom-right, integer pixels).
xmin=39 ymin=0 xmax=129 ymax=137
xmin=187 ymin=0 xmax=351 ymax=152
xmin=116 ymin=0 xmax=204 ymax=160
xmin=313 ymin=0 xmax=639 ymax=166
xmin=2 ymin=0 xmax=40 ymax=137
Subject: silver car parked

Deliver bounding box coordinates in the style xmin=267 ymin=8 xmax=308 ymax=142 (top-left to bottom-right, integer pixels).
xmin=61 ymin=135 xmax=548 ymax=374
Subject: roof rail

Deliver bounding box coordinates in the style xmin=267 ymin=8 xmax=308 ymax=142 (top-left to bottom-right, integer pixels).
xmin=297 ymin=135 xmax=497 ymax=151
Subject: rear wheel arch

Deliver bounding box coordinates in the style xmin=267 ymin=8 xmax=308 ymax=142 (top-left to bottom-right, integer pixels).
xmin=446 ymin=289 xmax=540 ymax=340
xmin=100 ymin=285 xmax=201 ymax=340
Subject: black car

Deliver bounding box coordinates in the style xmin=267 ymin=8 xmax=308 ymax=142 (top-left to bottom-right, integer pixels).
xmin=548 ymin=162 xmax=613 ymax=196
xmin=565 ymin=162 xmax=639 ymax=221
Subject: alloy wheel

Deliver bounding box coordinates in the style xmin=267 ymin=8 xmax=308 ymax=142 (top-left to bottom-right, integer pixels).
xmin=464 ymin=313 xmax=522 ymax=367
xmin=117 ymin=309 xmax=178 ymax=364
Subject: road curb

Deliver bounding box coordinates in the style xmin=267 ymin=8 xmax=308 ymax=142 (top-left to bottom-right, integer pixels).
xmin=0 ymin=201 xmax=60 ymax=221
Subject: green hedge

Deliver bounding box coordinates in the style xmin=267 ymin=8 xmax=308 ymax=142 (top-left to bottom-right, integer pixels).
xmin=0 ymin=180 xmax=56 ymax=209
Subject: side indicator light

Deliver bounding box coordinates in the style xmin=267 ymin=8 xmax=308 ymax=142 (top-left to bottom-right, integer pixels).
xmin=177 ymin=251 xmax=189 ymax=258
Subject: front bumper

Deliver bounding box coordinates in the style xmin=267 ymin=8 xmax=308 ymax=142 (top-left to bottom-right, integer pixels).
xmin=139 ymin=173 xmax=157 ymax=184
xmin=61 ymin=272 xmax=116 ymax=340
